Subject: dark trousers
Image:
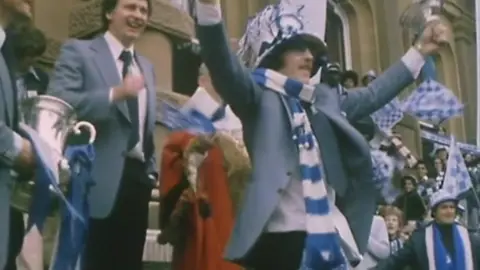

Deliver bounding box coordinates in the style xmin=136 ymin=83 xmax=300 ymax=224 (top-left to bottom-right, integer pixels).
xmin=4 ymin=208 xmax=25 ymax=270
xmin=83 ymin=158 xmax=152 ymax=270
xmin=246 ymin=231 xmax=306 ymax=270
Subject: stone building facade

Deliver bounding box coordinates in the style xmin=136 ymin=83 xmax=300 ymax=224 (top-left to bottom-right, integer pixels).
xmin=32 ymin=0 xmax=477 ymax=155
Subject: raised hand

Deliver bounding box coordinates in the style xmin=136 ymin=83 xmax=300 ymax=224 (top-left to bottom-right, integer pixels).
xmin=111 ymin=73 xmax=144 ymax=101
xmin=415 ymin=19 xmax=450 ymax=56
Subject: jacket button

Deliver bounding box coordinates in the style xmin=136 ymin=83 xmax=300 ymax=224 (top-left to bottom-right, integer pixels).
xmin=286 ymin=171 xmax=292 ymax=176
xmin=278 ymin=188 xmax=285 ymax=194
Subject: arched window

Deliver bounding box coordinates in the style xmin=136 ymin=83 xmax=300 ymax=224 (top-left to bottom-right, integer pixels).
xmin=325 ymin=0 xmax=351 ymax=70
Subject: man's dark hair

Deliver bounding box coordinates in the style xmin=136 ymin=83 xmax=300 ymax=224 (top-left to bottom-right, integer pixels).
xmin=258 ymin=35 xmax=326 ymax=76
xmin=101 ymin=0 xmax=153 ymax=30
xmin=11 ymin=25 xmax=47 ymax=60
xmin=341 ymin=70 xmax=358 ymax=86
xmin=401 ymin=175 xmax=418 ymax=188
xmin=415 ymin=160 xmax=426 ymax=168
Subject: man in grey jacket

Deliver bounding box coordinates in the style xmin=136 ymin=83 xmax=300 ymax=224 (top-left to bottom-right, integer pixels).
xmin=48 ymin=0 xmax=158 ymax=269
xmin=194 ymin=0 xmax=449 ymax=269
xmin=0 ymin=0 xmax=35 ymax=269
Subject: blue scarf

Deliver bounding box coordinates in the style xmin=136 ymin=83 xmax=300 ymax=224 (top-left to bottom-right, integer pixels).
xmin=433 ymin=224 xmax=466 ymax=270
xmin=426 ymin=223 xmax=473 ymax=270
xmin=159 ymin=99 xmax=226 ymax=134
xmin=18 ymin=125 xmax=84 ymax=232
xmin=51 ymin=144 xmax=95 ymax=270
xmin=252 ymin=68 xmax=345 ymax=269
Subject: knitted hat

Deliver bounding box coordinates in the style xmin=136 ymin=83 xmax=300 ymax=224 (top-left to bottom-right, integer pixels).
xmin=429 ymin=189 xmax=458 ymax=209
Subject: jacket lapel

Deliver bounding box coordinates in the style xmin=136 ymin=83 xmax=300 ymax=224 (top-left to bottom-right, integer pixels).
xmin=90 ymin=36 xmax=130 ymax=123
xmin=0 ymin=54 xmax=13 ymax=125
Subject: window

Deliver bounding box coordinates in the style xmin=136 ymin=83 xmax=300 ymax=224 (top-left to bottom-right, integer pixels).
xmin=325 ymin=0 xmax=351 ymax=70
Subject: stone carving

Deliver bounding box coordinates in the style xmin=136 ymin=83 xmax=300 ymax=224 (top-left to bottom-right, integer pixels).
xmin=69 ymin=0 xmax=194 ymax=39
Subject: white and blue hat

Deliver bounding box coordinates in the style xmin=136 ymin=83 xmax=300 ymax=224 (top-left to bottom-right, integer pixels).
xmin=429 ymin=189 xmax=458 ymax=209
xmin=237 ymin=2 xmax=326 ymax=74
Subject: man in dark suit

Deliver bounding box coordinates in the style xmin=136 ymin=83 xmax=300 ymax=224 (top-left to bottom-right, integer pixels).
xmin=0 ymin=1 xmax=35 ymax=269
xmin=3 ymin=21 xmax=49 ymax=270
xmin=48 ymin=0 xmax=158 ymax=269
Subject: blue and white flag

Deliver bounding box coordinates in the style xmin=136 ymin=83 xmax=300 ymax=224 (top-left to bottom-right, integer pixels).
xmin=402 ymin=79 xmax=464 ymax=124
xmin=371 ymin=97 xmax=404 ymax=135
xmin=443 ymin=136 xmax=472 ymax=196
xmin=420 ymin=130 xmax=480 ymax=156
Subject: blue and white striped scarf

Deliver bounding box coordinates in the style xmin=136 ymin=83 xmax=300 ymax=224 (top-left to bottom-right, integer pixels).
xmin=252 ymin=68 xmax=345 ymax=269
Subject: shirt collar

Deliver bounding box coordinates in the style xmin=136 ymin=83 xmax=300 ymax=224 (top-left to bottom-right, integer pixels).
xmin=28 ymin=66 xmax=39 ymax=80
xmin=104 ymin=31 xmax=134 ymax=60
xmin=0 ymin=27 xmax=5 ymax=49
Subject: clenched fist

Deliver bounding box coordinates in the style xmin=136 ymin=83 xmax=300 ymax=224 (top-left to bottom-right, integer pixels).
xmin=111 ymin=73 xmax=144 ymax=102
xmin=415 ymin=19 xmax=450 ymax=56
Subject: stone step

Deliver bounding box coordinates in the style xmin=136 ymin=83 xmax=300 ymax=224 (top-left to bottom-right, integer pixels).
xmin=143 ymin=229 xmax=173 ymax=263
xmin=148 ymin=201 xmax=160 ymax=230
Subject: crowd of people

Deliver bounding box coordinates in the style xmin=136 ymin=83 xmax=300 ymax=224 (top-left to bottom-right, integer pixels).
xmin=337 ymin=67 xmax=480 ymax=268
xmin=1 ymin=0 xmax=479 ymax=269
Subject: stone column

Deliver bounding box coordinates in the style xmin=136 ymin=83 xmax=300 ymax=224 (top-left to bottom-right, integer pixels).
xmin=453 ymin=18 xmax=476 ymax=143
xmin=32 ymin=0 xmax=73 ymax=40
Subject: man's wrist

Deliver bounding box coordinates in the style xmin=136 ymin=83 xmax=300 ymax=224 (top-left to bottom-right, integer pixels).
xmin=413 ymin=42 xmax=429 ymax=57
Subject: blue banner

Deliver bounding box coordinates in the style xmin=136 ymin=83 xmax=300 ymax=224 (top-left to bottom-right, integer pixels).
xmin=420 ymin=130 xmax=480 ymax=156
xmin=51 ymin=144 xmax=95 ymax=270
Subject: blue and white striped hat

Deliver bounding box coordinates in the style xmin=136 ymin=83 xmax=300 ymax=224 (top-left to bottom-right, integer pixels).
xmin=237 ymin=2 xmax=326 ymax=74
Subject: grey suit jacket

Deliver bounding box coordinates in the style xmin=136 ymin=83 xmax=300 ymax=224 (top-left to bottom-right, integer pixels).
xmin=197 ymin=23 xmax=416 ymax=263
xmin=48 ymin=35 xmax=158 ymax=218
xmin=0 ymin=50 xmax=19 ymax=269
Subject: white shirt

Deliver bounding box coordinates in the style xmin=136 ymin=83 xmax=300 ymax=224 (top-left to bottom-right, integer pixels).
xmin=0 ymin=27 xmax=5 ymax=48
xmin=195 ymin=2 xmax=427 ymax=233
xmin=104 ymin=31 xmax=147 ymax=161
xmin=213 ymin=105 xmax=243 ymax=141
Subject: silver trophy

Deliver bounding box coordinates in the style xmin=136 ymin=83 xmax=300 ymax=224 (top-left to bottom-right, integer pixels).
xmin=400 ymin=0 xmax=444 ymax=32
xmin=11 ymin=95 xmax=96 ymax=213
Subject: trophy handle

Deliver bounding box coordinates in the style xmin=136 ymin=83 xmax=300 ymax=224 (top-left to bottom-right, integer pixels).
xmin=72 ymin=121 xmax=97 ymax=144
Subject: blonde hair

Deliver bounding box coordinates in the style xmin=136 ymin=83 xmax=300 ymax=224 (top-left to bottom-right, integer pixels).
xmin=380 ymin=205 xmax=405 ymax=229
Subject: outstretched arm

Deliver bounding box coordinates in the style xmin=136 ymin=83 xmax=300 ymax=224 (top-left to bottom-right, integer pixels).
xmin=196 ymin=3 xmax=262 ymax=119
xmin=341 ymin=48 xmax=425 ymax=122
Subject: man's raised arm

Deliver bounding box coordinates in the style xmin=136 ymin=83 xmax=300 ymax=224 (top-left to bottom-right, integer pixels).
xmin=340 ymin=19 xmax=450 ymax=121
xmin=196 ymin=1 xmax=261 ymax=119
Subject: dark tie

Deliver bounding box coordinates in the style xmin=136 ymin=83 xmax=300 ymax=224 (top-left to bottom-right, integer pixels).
xmin=119 ymin=50 xmax=140 ymax=150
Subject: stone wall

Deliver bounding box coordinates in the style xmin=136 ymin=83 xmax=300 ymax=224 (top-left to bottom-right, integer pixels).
xmin=31 ymin=0 xmax=478 ymax=163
